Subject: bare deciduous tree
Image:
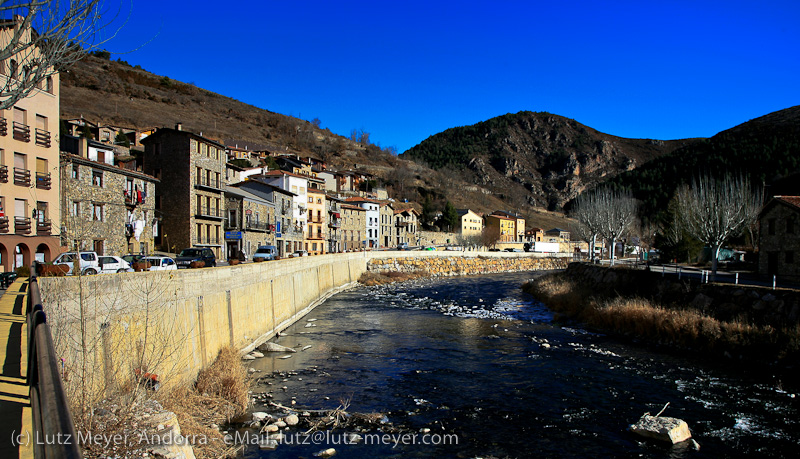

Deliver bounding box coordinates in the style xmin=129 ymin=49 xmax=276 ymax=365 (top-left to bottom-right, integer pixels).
xmin=571 ymin=190 xmax=604 ymax=261
xmin=1 ymin=0 xmax=125 ymax=109
xmin=593 ymin=187 xmax=638 ymax=266
xmin=676 ymin=174 xmax=762 ymax=278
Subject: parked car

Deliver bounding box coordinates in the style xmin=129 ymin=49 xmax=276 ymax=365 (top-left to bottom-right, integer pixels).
xmin=121 ymin=254 xmax=146 ymax=265
xmin=253 ymin=245 xmax=279 ymax=262
xmin=52 ymin=251 xmax=101 ymax=275
xmin=176 ymin=248 xmax=217 ymax=268
xmin=142 ymin=256 xmax=177 ymax=271
xmin=98 ymin=256 xmax=133 ymax=273
xmin=292 ymin=250 xmax=309 ymax=257
xmin=504 ymin=248 xmax=522 ymax=252
xmin=422 ymin=246 xmax=436 ymax=251
xmin=396 ymin=242 xmax=409 ymax=251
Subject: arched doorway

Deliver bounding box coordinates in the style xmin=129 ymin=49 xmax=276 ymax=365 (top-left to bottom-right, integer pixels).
xmin=0 ymin=243 xmax=8 ymax=272
xmin=35 ymin=243 xmax=51 ymax=263
xmin=14 ymin=243 xmax=31 ymax=270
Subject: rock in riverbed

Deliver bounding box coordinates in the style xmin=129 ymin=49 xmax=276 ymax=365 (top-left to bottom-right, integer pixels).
xmin=260 ymin=342 xmax=297 ymax=353
xmin=630 ymin=414 xmax=692 ymax=444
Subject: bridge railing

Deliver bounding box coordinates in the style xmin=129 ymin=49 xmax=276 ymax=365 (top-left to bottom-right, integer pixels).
xmin=27 ymin=265 xmax=83 ymax=458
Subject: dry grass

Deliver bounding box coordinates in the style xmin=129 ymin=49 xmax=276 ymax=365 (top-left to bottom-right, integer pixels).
xmin=156 ymin=346 xmax=250 ymax=459
xmin=524 ymin=273 xmax=800 ymax=362
xmin=359 ymin=270 xmax=430 ymax=286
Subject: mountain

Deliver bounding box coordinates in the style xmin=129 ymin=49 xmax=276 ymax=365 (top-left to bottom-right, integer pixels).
xmin=400 ymin=111 xmax=699 ymax=211
xmin=605 ymin=105 xmax=800 ymax=217
xmin=58 ymin=54 xmax=579 ymax=230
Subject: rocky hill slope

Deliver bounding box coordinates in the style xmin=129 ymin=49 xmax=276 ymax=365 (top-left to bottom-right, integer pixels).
xmin=401 ymin=111 xmax=700 ymax=211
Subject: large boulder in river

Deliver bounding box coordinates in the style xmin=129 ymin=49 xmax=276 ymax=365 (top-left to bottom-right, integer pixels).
xmin=260 ymin=342 xmax=297 ymax=353
xmin=630 ymin=414 xmax=692 ymax=444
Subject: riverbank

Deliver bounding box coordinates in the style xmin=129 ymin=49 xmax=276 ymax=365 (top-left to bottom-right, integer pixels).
xmin=522 ymin=263 xmax=800 ymax=367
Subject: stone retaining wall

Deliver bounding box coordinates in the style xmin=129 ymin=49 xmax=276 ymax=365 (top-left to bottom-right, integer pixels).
xmin=369 ymin=254 xmax=568 ymax=277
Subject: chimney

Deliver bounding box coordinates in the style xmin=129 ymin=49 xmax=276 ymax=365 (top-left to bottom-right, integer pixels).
xmin=175 ymin=123 xmax=182 ymax=131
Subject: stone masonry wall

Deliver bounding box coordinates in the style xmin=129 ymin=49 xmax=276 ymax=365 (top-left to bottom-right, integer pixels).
xmin=368 ymin=254 xmax=568 ymax=277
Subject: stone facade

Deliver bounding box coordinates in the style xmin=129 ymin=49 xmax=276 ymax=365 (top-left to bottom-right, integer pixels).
xmin=379 ymin=201 xmax=394 ymax=248
xmin=418 ymin=230 xmax=457 ymax=246
xmin=224 ymin=186 xmax=275 ymax=260
xmin=393 ymin=208 xmax=419 ymax=246
xmin=142 ymin=127 xmax=227 ymax=258
xmin=340 ymin=204 xmax=366 ymax=251
xmin=60 ymin=153 xmax=157 ymax=255
xmin=368 ymin=254 xmax=568 ymax=277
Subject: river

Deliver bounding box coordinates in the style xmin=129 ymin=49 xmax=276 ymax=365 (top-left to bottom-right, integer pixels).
xmin=238 ymin=271 xmax=799 ymax=458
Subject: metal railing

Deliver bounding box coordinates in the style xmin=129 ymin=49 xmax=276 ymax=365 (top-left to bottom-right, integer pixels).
xmin=27 ymin=267 xmax=83 ymax=458
xmin=35 ymin=128 xmax=52 ymax=148
xmin=14 ymin=167 xmax=31 ymax=186
xmin=0 ymin=216 xmax=8 ymax=233
xmin=0 ymin=164 xmax=7 ymax=182
xmin=36 ymin=171 xmax=52 ymax=190
xmin=13 ymin=121 xmax=30 ymax=142
xmin=0 ymin=116 xmax=7 ymax=136
xmin=15 ymin=216 xmax=31 ymax=234
xmin=195 ymin=175 xmax=222 ymax=190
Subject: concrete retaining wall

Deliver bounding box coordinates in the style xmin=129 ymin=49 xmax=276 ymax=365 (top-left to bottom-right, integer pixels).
xmin=39 ymin=251 xmax=568 ymax=389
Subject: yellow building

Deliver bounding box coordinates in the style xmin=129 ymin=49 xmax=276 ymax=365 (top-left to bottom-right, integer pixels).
xmin=484 ymin=214 xmax=516 ymax=242
xmin=305 ymin=188 xmax=326 ymax=255
xmin=457 ymin=209 xmax=483 ymax=236
xmin=1 ymin=17 xmax=61 ymax=271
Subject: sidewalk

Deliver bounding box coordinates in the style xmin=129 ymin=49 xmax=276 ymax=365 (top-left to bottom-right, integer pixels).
xmin=0 ymin=279 xmax=33 ymax=459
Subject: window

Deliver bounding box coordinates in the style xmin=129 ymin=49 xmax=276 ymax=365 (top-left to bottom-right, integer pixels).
xmin=92 ymin=170 xmax=103 ymax=187
xmin=92 ymin=203 xmax=104 ymax=221
xmin=788 ymin=217 xmax=795 ymax=234
xmin=308 ymin=197 xmax=313 ymax=203
xmin=93 ymin=240 xmax=104 ymax=255
xmin=200 ymin=143 xmax=208 ymax=155
xmin=71 ymin=201 xmax=80 ymax=217
xmin=72 ymin=164 xmax=79 ymax=179
xmin=190 ymin=139 xmax=198 ymax=153
xmin=787 ymin=251 xmax=794 ymax=264
xmin=768 ymin=219 xmax=776 ymax=235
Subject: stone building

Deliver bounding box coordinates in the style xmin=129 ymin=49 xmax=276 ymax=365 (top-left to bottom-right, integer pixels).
xmin=326 ymin=194 xmax=344 ymax=253
xmin=759 ymin=196 xmax=800 ymax=280
xmin=142 ymin=125 xmax=227 ymax=258
xmin=305 ymin=188 xmax=326 ymax=255
xmin=231 ymin=179 xmax=302 ymax=257
xmin=340 ymin=204 xmax=366 ymax=251
xmin=60 ymin=149 xmax=158 ymax=255
xmin=394 ymin=208 xmax=420 ymax=246
xmin=379 ymin=201 xmax=394 ymax=248
xmin=224 ymin=186 xmax=275 ymax=260
xmin=1 ymin=16 xmax=62 ymax=271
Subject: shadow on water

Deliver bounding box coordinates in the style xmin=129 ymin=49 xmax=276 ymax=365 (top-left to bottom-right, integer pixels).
xmin=241 ymin=272 xmax=799 ymax=458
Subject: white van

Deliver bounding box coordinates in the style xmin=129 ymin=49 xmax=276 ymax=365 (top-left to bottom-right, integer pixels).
xmin=53 ymin=251 xmax=101 ymax=275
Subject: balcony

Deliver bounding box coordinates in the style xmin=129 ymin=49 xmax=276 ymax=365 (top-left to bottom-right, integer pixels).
xmin=328 ymin=220 xmax=341 ymax=229
xmin=195 ymin=175 xmax=223 ymax=192
xmin=0 ymin=165 xmax=7 ymax=183
xmin=245 ymin=221 xmax=271 ymax=232
xmin=35 ymin=128 xmax=51 ymax=147
xmin=15 ymin=217 xmax=31 ymax=234
xmin=35 ymin=171 xmax=51 ymax=190
xmin=195 ymin=205 xmax=224 ymax=220
xmin=124 ymin=189 xmax=145 ymax=206
xmin=195 ymin=236 xmax=221 ymax=245
xmin=225 ymin=220 xmax=240 ymax=231
xmin=0 ymin=217 xmax=8 ymax=233
xmin=36 ymin=219 xmax=52 ymax=235
xmin=0 ymin=117 xmax=6 ymax=136
xmin=14 ymin=167 xmax=30 ymax=186
xmin=13 ymin=122 xmax=30 ymax=142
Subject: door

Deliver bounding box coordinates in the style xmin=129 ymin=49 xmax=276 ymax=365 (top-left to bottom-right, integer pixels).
xmin=767 ymin=252 xmax=778 ymax=276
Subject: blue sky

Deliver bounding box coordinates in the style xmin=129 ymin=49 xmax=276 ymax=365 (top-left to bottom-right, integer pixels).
xmin=101 ymin=0 xmax=799 ymax=153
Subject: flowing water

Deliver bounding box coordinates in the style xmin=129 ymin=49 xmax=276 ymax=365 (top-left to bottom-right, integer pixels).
xmin=239 ymin=272 xmax=799 ymax=458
